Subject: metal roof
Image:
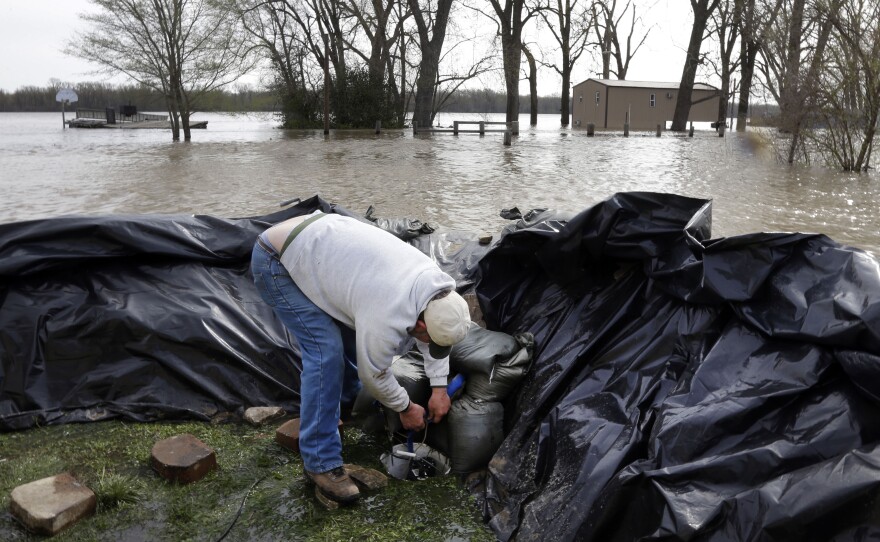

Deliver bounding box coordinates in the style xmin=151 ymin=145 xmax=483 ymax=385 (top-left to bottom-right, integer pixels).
xmin=581 ymin=78 xmax=718 ymax=91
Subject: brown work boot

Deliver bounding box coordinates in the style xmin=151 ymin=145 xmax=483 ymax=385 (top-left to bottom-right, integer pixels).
xmin=305 ymin=466 xmax=360 ymax=503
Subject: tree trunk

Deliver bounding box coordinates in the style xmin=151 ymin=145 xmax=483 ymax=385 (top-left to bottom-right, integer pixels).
xmin=170 ymin=109 xmax=181 ymax=141
xmin=412 ymin=49 xmax=439 ymax=127
xmin=736 ymin=42 xmax=757 ymax=131
xmin=501 ymin=24 xmax=522 ymax=122
xmin=780 ymin=0 xmax=806 ymax=141
xmin=718 ymin=65 xmax=730 ymax=126
xmin=523 ymin=44 xmax=538 ymax=126
xmin=559 ymin=36 xmax=571 ymax=126
xmin=602 ymin=24 xmax=612 ymax=78
xmin=182 ymin=111 xmax=191 ymax=141
xmin=671 ymin=0 xmax=718 ymax=131
xmin=408 ymin=0 xmax=453 ymax=126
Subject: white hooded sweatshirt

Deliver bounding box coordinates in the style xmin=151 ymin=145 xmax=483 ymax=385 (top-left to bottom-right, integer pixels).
xmin=278 ymin=213 xmax=453 ymax=412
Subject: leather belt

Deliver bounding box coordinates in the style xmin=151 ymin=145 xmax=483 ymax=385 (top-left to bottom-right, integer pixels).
xmin=256 ymin=236 xmax=276 ymax=254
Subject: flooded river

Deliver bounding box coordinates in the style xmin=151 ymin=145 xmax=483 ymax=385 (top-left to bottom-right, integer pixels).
xmin=2 ymin=111 xmax=878 ymax=255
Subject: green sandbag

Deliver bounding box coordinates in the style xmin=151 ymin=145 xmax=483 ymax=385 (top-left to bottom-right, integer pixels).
xmin=447 ymin=395 xmax=505 ymax=473
xmin=464 ymin=333 xmax=534 ymax=402
xmin=450 ymin=322 xmax=520 ymax=375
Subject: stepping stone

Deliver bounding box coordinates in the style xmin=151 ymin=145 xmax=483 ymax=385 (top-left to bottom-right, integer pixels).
xmin=151 ymin=434 xmax=217 ymax=484
xmin=9 ymin=473 xmax=96 ymax=535
xmin=313 ymin=486 xmax=340 ymax=510
xmin=344 ymin=464 xmax=388 ymax=490
xmin=244 ymin=406 xmax=284 ymax=426
xmin=275 ymin=418 xmax=343 ymax=453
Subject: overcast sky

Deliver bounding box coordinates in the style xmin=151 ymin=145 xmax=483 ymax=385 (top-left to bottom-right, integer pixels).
xmin=0 ymin=0 xmax=697 ymax=95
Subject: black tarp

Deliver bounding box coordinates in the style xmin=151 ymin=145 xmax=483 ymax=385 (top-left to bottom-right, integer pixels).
xmin=0 ymin=196 xmax=488 ymax=430
xmin=2 ymin=192 xmax=880 ymax=540
xmin=475 ymin=192 xmax=880 ymax=541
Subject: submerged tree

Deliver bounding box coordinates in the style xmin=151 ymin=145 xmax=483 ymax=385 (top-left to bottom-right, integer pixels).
xmin=408 ymin=0 xmax=455 ymax=127
xmin=809 ymin=0 xmax=880 ymax=171
xmin=758 ymin=0 xmax=838 ymax=163
xmin=708 ymin=0 xmax=743 ymax=127
xmin=733 ymin=0 xmax=783 ymax=131
xmin=487 ymin=0 xmax=542 ymax=122
xmin=69 ymin=0 xmax=252 ymax=141
xmin=671 ymin=0 xmax=720 ymax=131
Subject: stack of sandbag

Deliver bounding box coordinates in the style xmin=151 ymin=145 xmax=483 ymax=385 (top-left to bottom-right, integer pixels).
xmin=446 ymin=323 xmax=534 ymax=473
xmin=356 ymin=323 xmax=533 ymax=474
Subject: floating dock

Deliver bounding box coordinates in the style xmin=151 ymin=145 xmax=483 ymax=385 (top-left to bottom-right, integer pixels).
xmin=67 ymin=108 xmax=207 ymax=129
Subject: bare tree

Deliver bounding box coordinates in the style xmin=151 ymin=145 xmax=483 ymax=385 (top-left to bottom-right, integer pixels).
xmin=522 ymin=42 xmax=539 ymax=125
xmin=487 ymin=0 xmax=542 ymax=122
xmin=408 ymin=0 xmax=455 ymax=127
xmin=540 ymin=0 xmax=594 ymax=125
xmin=590 ymin=0 xmax=651 ymax=80
xmin=734 ymin=0 xmax=783 ymax=130
xmin=671 ymin=0 xmax=721 ymax=131
xmin=69 ymin=0 xmax=253 ymax=141
xmin=343 ymin=0 xmax=410 ymax=123
xmin=708 ymin=0 xmax=743 ymax=126
xmin=758 ymin=0 xmax=838 ymax=162
xmin=810 ymin=0 xmax=880 ymax=171
xmin=235 ymin=1 xmax=310 ymax=95
xmin=429 ymin=42 xmax=497 ymax=118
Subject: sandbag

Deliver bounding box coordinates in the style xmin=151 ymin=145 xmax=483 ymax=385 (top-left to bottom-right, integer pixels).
xmin=364 ymin=205 xmax=435 ymax=240
xmin=447 ymin=396 xmax=505 ymax=474
xmin=378 ymin=354 xmax=432 ymax=434
xmin=464 ymin=333 xmax=534 ymax=402
xmin=450 ymin=322 xmax=521 ymax=376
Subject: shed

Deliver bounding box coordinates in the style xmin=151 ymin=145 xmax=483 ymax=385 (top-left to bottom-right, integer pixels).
xmin=571 ymin=78 xmax=721 ymax=131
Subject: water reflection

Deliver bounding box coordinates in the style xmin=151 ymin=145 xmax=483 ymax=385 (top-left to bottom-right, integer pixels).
xmin=0 ymin=112 xmax=877 ymax=255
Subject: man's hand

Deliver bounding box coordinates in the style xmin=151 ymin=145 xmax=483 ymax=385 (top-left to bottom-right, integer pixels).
xmin=400 ymin=402 xmax=427 ymax=431
xmin=427 ymin=387 xmax=451 ymax=423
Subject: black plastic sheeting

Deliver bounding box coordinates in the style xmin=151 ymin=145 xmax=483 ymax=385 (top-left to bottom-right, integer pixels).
xmin=475 ymin=192 xmax=880 ymax=541
xmin=0 ymin=196 xmax=488 ymax=430
xmin=3 ymin=192 xmax=880 ymax=540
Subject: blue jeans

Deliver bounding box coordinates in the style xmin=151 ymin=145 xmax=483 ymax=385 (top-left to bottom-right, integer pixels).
xmin=251 ymin=242 xmax=361 ymax=473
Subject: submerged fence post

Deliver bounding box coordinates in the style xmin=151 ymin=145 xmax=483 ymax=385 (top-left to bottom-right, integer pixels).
xmin=479 ymin=121 xmax=485 ymax=135
xmin=375 ymin=121 xmax=381 ymax=134
xmin=587 ymin=123 xmax=595 ymax=136
xmin=624 ymin=123 xmax=629 ymax=137
xmin=719 ymin=124 xmax=725 ymax=137
xmin=504 ymin=130 xmax=512 ymax=146
xmin=454 ymin=121 xmax=459 ymax=135
xmin=413 ymin=121 xmax=418 ymax=135
xmin=689 ymin=122 xmax=694 ymax=137
xmin=656 ymin=124 xmax=662 ymax=137
xmin=512 ymin=120 xmax=519 ymax=135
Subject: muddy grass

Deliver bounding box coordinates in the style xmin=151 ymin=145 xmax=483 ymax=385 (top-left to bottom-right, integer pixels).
xmin=0 ymin=419 xmax=495 ymax=541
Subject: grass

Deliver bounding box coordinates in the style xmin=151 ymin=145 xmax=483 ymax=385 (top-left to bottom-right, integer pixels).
xmin=0 ymin=419 xmax=495 ymax=541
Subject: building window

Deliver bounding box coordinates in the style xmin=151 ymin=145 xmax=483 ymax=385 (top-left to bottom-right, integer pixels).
xmin=650 ymin=93 xmax=656 ymax=107
xmin=579 ymin=95 xmax=583 ymax=103
xmin=595 ymin=91 xmax=600 ymax=105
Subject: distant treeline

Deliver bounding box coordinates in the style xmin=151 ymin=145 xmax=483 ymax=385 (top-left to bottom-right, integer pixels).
xmin=0 ymin=82 xmax=278 ymax=113
xmin=0 ymin=83 xmax=565 ymax=115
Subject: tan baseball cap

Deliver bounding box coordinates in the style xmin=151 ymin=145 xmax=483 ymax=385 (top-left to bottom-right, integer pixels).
xmin=424 ymin=290 xmax=470 ymax=358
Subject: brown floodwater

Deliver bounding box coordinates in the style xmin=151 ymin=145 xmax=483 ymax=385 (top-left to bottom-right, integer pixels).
xmin=2 ymin=111 xmax=878 ymax=255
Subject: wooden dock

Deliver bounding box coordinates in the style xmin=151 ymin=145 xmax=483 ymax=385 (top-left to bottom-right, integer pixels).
xmin=413 ymin=120 xmax=518 ymax=145
xmin=413 ymin=120 xmax=519 ymax=135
